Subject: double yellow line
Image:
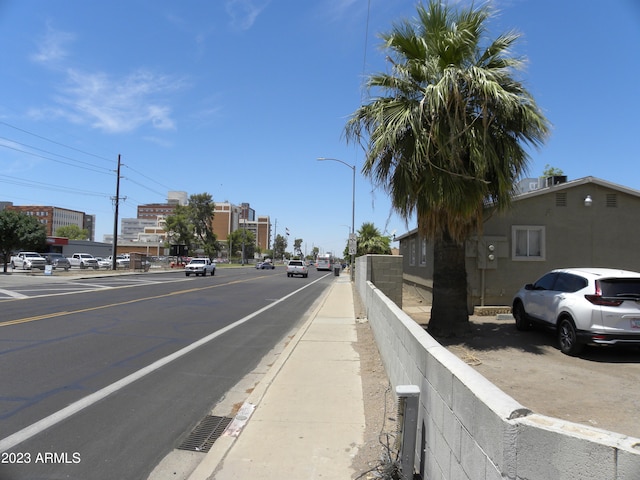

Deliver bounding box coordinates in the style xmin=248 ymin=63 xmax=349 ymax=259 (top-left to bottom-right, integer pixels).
xmin=0 ymin=276 xmax=258 ymax=328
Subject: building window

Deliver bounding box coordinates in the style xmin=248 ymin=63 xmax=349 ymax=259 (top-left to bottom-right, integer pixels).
xmin=420 ymin=237 xmax=427 ymax=266
xmin=512 ymin=225 xmax=545 ymax=261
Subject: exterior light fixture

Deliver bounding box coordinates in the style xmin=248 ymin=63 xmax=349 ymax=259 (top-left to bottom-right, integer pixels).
xmin=584 ymin=195 xmax=593 ymax=207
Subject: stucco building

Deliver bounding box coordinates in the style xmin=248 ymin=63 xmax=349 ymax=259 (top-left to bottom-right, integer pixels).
xmin=397 ymin=176 xmax=640 ymax=311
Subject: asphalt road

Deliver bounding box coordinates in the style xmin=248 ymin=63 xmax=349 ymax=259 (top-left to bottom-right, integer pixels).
xmin=0 ymin=267 xmax=335 ymax=480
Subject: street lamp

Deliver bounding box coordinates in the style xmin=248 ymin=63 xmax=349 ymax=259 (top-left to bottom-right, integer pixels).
xmin=317 ymin=157 xmax=356 ymax=280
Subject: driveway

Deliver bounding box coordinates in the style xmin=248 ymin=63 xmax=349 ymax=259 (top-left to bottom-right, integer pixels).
xmin=402 ymin=285 xmax=640 ymax=439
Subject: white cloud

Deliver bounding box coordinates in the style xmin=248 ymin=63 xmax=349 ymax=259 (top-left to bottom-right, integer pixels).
xmin=49 ymin=68 xmax=183 ymax=134
xmin=29 ymin=24 xmax=186 ymax=134
xmin=30 ymin=22 xmax=75 ymax=65
xmin=225 ymin=0 xmax=270 ymax=30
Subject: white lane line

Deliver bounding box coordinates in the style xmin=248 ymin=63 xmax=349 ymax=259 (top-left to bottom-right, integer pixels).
xmin=0 ymin=288 xmax=28 ymax=299
xmin=0 ymin=275 xmax=328 ymax=453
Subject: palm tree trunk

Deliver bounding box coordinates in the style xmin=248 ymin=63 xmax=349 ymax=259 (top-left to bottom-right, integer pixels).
xmin=427 ymin=232 xmax=470 ymax=337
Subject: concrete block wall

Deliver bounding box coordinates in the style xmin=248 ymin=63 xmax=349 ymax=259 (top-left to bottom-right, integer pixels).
xmin=355 ymin=254 xmax=403 ymax=308
xmin=356 ymin=270 xmax=640 ymax=479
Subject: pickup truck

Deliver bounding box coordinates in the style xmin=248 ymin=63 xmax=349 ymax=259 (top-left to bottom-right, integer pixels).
xmin=68 ymin=253 xmax=99 ymax=269
xmin=286 ymin=260 xmax=308 ymax=278
xmin=185 ymin=258 xmax=216 ymax=276
xmin=10 ymin=252 xmax=47 ymax=270
xmin=106 ymin=254 xmax=130 ymax=268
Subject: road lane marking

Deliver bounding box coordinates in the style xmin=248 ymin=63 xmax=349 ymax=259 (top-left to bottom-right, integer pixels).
xmin=0 ymin=274 xmax=330 ymax=452
xmin=0 ymin=276 xmax=263 ymax=328
xmin=0 ymin=288 xmax=28 ymax=299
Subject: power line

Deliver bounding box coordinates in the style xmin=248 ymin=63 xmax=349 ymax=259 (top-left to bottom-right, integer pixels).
xmin=0 ymin=174 xmax=112 ymax=198
xmin=122 ymin=164 xmax=173 ymax=192
xmin=0 ymin=137 xmax=114 ymax=175
xmin=0 ymin=120 xmax=113 ymax=164
xmin=0 ymin=120 xmax=181 ymax=206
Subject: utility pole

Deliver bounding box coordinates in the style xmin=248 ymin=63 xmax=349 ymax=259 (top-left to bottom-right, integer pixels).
xmin=273 ymin=219 xmax=277 ymax=261
xmin=111 ymin=155 xmax=121 ymax=270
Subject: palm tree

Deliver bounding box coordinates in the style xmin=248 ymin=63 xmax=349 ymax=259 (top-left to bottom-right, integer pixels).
xmin=345 ymin=1 xmax=549 ymax=336
xmin=354 ymin=222 xmax=392 ymax=256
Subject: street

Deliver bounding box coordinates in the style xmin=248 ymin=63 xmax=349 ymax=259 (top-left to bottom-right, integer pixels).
xmin=0 ymin=267 xmax=334 ymax=479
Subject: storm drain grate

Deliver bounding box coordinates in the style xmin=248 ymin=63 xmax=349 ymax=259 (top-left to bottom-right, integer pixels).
xmin=178 ymin=415 xmax=233 ymax=453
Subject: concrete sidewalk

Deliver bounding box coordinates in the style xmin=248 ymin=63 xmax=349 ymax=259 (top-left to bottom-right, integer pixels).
xmin=187 ymin=272 xmax=365 ymax=479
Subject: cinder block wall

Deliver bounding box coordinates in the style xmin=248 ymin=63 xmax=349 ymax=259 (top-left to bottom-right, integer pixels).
xmin=355 ymin=256 xmax=640 ymax=479
xmin=355 ymin=254 xmax=403 ymax=307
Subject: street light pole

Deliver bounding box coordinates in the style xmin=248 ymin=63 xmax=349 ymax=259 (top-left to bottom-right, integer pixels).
xmin=317 ymin=157 xmax=356 ymax=280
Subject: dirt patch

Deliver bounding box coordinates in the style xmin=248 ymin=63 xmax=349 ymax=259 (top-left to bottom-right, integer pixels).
xmin=351 ymin=287 xmax=400 ymax=479
xmin=402 ymin=284 xmax=640 ymax=438
xmin=350 ymin=284 xmax=640 ymax=479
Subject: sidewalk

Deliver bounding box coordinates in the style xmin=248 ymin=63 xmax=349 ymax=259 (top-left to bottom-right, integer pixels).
xmin=188 ymin=272 xmax=366 ymax=479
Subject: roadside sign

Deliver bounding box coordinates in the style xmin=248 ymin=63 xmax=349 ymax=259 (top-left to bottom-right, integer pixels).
xmin=348 ymin=234 xmax=357 ymax=255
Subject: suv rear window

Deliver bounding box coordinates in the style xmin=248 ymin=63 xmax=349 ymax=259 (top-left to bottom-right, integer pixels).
xmin=600 ymin=278 xmax=640 ymax=297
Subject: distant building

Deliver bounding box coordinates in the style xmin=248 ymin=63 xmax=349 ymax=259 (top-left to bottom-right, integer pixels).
xmin=3 ymin=203 xmax=94 ymax=240
xmin=212 ymin=202 xmax=242 ymax=242
xmin=240 ymin=215 xmax=271 ymax=251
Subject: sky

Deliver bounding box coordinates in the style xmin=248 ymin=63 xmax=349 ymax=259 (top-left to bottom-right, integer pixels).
xmin=1 ymin=0 xmax=639 ymax=257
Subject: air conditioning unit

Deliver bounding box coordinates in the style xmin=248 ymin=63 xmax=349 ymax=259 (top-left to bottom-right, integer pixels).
xmin=396 ymin=385 xmax=420 ymax=480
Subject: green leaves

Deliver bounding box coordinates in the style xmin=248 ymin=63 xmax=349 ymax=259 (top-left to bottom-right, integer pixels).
xmin=345 ymin=0 xmax=550 ymax=242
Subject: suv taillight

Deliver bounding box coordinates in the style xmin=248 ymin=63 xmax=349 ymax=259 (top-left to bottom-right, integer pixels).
xmin=585 ymin=280 xmax=623 ymax=307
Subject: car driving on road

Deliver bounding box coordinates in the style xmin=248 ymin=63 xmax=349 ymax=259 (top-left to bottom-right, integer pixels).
xmin=512 ymin=267 xmax=640 ymax=355
xmin=256 ymin=262 xmax=275 ymax=269
xmin=185 ymin=258 xmax=216 ymax=276
xmin=286 ymin=260 xmax=308 ymax=278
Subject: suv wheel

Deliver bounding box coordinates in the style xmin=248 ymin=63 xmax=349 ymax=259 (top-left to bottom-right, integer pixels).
xmin=558 ymin=317 xmax=583 ymax=356
xmin=513 ymin=301 xmax=531 ymax=331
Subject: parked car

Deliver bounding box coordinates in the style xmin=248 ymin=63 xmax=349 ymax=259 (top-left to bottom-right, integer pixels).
xmin=40 ymin=253 xmax=71 ymax=271
xmin=10 ymin=252 xmax=47 ymax=270
xmin=256 ymin=262 xmax=275 ymax=270
xmin=106 ymin=254 xmax=130 ymax=268
xmin=95 ymin=257 xmax=112 ymax=269
xmin=512 ymin=268 xmax=640 ymax=355
xmin=68 ymin=253 xmax=99 ymax=269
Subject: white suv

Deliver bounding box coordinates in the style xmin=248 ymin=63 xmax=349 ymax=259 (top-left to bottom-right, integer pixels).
xmin=512 ymin=268 xmax=640 ymax=355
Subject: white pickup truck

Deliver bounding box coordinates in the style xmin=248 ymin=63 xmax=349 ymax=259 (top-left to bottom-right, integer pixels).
xmin=10 ymin=252 xmax=47 ymax=270
xmin=286 ymin=260 xmax=309 ymax=278
xmin=185 ymin=258 xmax=216 ymax=276
xmin=68 ymin=253 xmax=99 ymax=269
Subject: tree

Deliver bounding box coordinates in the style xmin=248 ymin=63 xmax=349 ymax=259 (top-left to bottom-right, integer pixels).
xmin=56 ymin=224 xmax=89 ymax=240
xmin=345 ymin=1 xmax=549 ymax=336
xmin=348 ymin=222 xmax=391 ymax=257
xmin=272 ymin=234 xmax=287 ymax=260
xmin=543 ymin=164 xmax=564 ymax=177
xmin=164 ymin=193 xmax=218 ymax=259
xmin=188 ymin=193 xmax=218 ymax=259
xmin=293 ymin=238 xmax=303 ymax=258
xmin=164 ymin=204 xmax=194 ymax=251
xmin=0 ymin=210 xmax=47 ymax=272
xmin=228 ymin=229 xmax=255 ymax=262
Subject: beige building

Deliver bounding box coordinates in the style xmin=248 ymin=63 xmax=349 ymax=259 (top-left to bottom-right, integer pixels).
xmin=397 ymin=176 xmax=640 ymax=311
xmin=4 ymin=204 xmax=94 ymax=240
